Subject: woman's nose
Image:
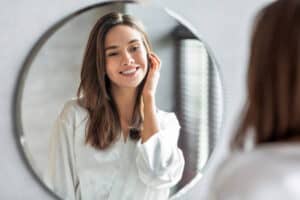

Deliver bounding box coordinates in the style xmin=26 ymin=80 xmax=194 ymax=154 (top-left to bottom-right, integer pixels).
xmin=121 ymin=51 xmax=134 ymax=66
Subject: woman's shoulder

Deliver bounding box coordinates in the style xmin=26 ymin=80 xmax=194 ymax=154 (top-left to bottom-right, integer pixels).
xmin=211 ymin=144 xmax=300 ymax=199
xmin=156 ymin=108 xmax=180 ymax=128
xmin=221 ymin=144 xmax=300 ymax=171
xmin=58 ymin=98 xmax=88 ymax=124
xmin=215 ymin=144 xmax=300 ymax=185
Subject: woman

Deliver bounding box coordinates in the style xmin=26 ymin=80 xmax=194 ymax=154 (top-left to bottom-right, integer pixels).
xmin=209 ymin=0 xmax=300 ymax=199
xmin=44 ymin=12 xmax=184 ymax=200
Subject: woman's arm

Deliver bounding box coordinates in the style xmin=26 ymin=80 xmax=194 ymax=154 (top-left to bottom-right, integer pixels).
xmin=140 ymin=52 xmax=161 ymax=143
xmin=140 ymin=95 xmax=159 ymax=143
xmin=136 ymin=53 xmax=185 ymax=189
xmin=43 ymin=101 xmax=80 ymax=200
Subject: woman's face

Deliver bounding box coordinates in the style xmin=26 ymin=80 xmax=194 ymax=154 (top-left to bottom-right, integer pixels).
xmin=104 ymin=25 xmax=148 ymax=90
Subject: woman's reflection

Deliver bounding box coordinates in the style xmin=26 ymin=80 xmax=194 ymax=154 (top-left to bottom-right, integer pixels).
xmin=43 ymin=12 xmax=184 ymax=200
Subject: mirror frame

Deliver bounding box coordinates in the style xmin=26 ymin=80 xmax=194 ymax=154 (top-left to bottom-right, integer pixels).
xmin=12 ymin=0 xmax=224 ymax=199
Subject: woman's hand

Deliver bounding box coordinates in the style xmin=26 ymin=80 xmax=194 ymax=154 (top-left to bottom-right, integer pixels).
xmin=142 ymin=52 xmax=161 ymax=99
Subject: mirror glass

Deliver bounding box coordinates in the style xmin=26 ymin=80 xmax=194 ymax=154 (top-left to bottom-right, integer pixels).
xmin=15 ymin=1 xmax=223 ymax=199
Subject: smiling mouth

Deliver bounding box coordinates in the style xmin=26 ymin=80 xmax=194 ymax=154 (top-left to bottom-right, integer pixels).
xmin=120 ymin=67 xmax=140 ymax=76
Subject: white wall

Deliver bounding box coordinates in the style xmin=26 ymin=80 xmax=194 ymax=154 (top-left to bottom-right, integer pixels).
xmin=0 ymin=0 xmax=272 ymax=199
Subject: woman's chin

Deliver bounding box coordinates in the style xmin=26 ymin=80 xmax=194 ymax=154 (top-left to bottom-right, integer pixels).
xmin=112 ymin=83 xmax=141 ymax=90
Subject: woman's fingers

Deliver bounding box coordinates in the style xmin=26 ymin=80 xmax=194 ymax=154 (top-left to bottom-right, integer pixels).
xmin=148 ymin=52 xmax=161 ymax=72
xmin=142 ymin=52 xmax=161 ymax=97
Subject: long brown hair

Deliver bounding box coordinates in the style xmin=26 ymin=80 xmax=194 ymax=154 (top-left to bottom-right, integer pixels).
xmin=232 ymin=0 xmax=300 ymax=149
xmin=77 ymin=12 xmax=152 ymax=150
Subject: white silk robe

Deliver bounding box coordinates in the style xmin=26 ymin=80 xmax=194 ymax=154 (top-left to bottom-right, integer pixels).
xmin=43 ymin=99 xmax=185 ymax=200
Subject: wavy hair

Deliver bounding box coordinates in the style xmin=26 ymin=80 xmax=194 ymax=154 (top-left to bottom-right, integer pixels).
xmin=77 ymin=12 xmax=152 ymax=149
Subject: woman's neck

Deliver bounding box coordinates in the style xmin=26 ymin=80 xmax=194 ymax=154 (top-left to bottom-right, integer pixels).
xmin=111 ymin=86 xmax=137 ymax=124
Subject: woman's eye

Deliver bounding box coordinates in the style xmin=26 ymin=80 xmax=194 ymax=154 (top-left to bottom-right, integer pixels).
xmin=130 ymin=46 xmax=140 ymax=52
xmin=107 ymin=52 xmax=118 ymax=57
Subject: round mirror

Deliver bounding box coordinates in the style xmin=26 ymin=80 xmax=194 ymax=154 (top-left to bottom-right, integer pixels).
xmin=14 ymin=1 xmax=223 ymax=199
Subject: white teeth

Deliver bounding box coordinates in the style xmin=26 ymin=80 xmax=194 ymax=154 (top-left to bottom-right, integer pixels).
xmin=121 ymin=68 xmax=137 ymax=75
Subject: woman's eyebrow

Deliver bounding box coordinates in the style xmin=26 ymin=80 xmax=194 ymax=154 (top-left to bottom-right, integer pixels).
xmin=105 ymin=45 xmax=118 ymax=51
xmin=128 ymin=39 xmax=140 ymax=44
xmin=105 ymin=39 xmax=140 ymax=51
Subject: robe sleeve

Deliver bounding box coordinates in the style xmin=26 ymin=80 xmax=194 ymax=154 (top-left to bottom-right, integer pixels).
xmin=43 ymin=102 xmax=80 ymax=200
xmin=136 ymin=112 xmax=185 ymax=189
